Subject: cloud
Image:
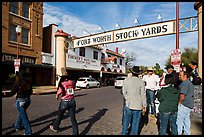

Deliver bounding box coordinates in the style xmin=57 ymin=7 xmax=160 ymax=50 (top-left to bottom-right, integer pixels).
xmin=43 ymin=2 xmax=198 ymax=69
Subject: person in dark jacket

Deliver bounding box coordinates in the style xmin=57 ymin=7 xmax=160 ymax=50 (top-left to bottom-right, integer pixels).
xmin=157 ymin=74 xmax=179 ymax=135
xmin=165 ymin=65 xmax=181 ymax=88
xmin=4 ymin=69 xmax=33 ymax=135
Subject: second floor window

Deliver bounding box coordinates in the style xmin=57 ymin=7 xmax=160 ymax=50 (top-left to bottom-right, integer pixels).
xmin=9 ymin=24 xmax=29 ymax=45
xmin=9 ymin=24 xmax=17 ymax=42
xmin=120 ymin=59 xmax=123 ymax=65
xmin=79 ymin=47 xmax=85 ymax=57
xmin=22 ymin=28 xmax=29 ymax=44
xmin=10 ymin=2 xmax=18 ymax=14
xmin=101 ymin=53 xmax=105 ymax=59
xmin=93 ymin=51 xmax=98 ymax=60
xmin=114 ymin=58 xmax=117 ymax=64
xmin=22 ymin=2 xmax=30 ymax=19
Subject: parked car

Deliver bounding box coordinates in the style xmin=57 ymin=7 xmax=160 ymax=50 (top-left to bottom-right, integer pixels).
xmin=114 ymin=76 xmax=126 ymax=88
xmin=76 ymin=77 xmax=100 ymax=89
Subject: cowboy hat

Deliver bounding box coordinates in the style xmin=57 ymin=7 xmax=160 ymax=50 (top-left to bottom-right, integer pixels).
xmin=147 ymin=66 xmax=154 ymax=71
xmin=129 ymin=66 xmax=142 ymax=75
xmin=164 ymin=65 xmax=174 ymax=70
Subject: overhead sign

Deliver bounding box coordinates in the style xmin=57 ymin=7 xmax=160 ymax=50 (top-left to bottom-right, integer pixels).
xmin=73 ymin=21 xmax=174 ymax=48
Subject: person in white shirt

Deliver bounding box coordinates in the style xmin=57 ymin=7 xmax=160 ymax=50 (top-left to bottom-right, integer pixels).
xmin=142 ymin=66 xmax=160 ymax=118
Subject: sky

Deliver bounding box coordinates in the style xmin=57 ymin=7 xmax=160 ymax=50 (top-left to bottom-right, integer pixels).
xmin=43 ymin=2 xmax=198 ymax=69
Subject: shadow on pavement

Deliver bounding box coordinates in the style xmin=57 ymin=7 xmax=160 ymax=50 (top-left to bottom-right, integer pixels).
xmin=2 ymin=107 xmax=84 ymax=135
xmin=59 ymin=108 xmax=108 ymax=135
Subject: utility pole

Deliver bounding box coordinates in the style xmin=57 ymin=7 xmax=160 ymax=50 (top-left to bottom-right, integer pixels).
xmin=176 ymin=2 xmax=179 ymax=49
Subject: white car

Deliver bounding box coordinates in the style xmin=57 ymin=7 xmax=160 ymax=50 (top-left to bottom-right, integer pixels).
xmin=76 ymin=77 xmax=100 ymax=89
xmin=114 ymin=76 xmax=126 ymax=88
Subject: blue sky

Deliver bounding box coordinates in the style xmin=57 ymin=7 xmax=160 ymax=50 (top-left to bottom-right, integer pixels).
xmin=43 ymin=2 xmax=198 ymax=69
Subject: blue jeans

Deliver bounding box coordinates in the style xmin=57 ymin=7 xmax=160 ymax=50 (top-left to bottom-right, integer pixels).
xmin=159 ymin=112 xmax=178 ymax=135
xmin=121 ymin=106 xmax=141 ymax=135
xmin=146 ymin=89 xmax=156 ymax=115
xmin=53 ymin=99 xmax=79 ymax=135
xmin=176 ymin=104 xmax=192 ymax=135
xmin=15 ymin=98 xmax=32 ymax=135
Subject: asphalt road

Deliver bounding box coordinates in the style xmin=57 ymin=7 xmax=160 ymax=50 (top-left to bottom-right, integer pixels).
xmin=2 ymin=86 xmax=202 ymax=135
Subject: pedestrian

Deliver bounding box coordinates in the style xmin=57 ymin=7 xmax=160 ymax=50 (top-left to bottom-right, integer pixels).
xmin=157 ymin=74 xmax=179 ymax=135
xmin=49 ymin=67 xmax=79 ymax=135
xmin=142 ymin=66 xmax=160 ymax=119
xmin=164 ymin=64 xmax=181 ymax=88
xmin=121 ymin=66 xmax=146 ymax=135
xmin=176 ymin=71 xmax=194 ymax=135
xmin=4 ymin=69 xmax=33 ymax=135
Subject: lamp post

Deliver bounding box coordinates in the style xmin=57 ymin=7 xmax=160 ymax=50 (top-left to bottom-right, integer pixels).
xmin=15 ymin=25 xmax=22 ymax=73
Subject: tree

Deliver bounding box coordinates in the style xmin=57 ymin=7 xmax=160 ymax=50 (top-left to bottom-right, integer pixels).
xmin=153 ymin=63 xmax=164 ymax=77
xmin=165 ymin=48 xmax=198 ymax=73
xmin=125 ymin=52 xmax=136 ymax=73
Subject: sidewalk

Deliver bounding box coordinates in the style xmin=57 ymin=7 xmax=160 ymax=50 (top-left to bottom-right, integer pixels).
xmin=2 ymin=86 xmax=81 ymax=95
xmin=32 ymin=86 xmax=57 ymax=95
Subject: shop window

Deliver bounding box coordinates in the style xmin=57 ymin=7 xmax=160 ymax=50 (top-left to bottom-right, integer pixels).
xmin=10 ymin=2 xmax=18 ymax=14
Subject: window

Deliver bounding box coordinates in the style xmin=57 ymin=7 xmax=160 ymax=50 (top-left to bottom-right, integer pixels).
xmin=22 ymin=28 xmax=29 ymax=44
xmin=79 ymin=47 xmax=85 ymax=57
xmin=93 ymin=51 xmax=98 ymax=60
xmin=101 ymin=53 xmax=105 ymax=59
xmin=10 ymin=2 xmax=18 ymax=14
xmin=120 ymin=59 xmax=122 ymax=65
xmin=36 ymin=18 xmax=39 ymax=35
xmin=22 ymin=2 xmax=30 ymax=19
xmin=9 ymin=24 xmax=17 ymax=42
xmin=9 ymin=24 xmax=30 ymax=45
xmin=114 ymin=58 xmax=117 ymax=64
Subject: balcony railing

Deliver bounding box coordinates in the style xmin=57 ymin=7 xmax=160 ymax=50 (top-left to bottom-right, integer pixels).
xmin=42 ymin=52 xmax=53 ymax=65
xmin=101 ymin=58 xmax=109 ymax=64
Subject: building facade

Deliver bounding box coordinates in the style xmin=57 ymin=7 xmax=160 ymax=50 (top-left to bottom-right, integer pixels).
xmin=1 ymin=2 xmax=49 ymax=88
xmin=2 ymin=2 xmax=127 ymax=90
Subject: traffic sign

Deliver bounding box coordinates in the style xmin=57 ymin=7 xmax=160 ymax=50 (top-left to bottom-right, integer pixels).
xmin=14 ymin=59 xmax=21 ymax=66
xmin=171 ymin=49 xmax=181 ymax=72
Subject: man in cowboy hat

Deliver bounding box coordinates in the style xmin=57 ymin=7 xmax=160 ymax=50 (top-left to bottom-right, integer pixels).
xmin=142 ymin=66 xmax=160 ymax=119
xmin=121 ymin=66 xmax=146 ymax=135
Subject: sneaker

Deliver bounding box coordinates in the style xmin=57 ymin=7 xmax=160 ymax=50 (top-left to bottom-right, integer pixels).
xmin=49 ymin=125 xmax=58 ymax=133
xmin=13 ymin=124 xmax=19 ymax=132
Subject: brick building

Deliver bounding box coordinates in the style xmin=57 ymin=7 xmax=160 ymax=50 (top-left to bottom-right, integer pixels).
xmin=1 ymin=2 xmax=51 ymax=87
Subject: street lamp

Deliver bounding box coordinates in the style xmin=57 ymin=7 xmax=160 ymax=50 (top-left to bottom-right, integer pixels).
xmin=15 ymin=25 xmax=22 ymax=59
xmin=15 ymin=25 xmax=22 ymax=73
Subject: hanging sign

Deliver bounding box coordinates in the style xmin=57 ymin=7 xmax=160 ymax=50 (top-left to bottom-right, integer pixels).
xmin=73 ymin=20 xmax=174 ymax=48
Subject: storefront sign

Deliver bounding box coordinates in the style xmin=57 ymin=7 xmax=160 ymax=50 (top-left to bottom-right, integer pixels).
xmin=73 ymin=21 xmax=174 ymax=48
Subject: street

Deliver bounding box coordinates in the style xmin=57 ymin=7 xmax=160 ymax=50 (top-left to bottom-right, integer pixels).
xmin=2 ymin=86 xmax=202 ymax=135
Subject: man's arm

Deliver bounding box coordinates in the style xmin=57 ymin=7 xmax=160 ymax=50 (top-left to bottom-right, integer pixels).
xmin=178 ymin=93 xmax=186 ymax=105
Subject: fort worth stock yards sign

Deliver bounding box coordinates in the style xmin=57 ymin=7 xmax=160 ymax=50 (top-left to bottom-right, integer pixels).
xmin=73 ymin=20 xmax=175 ymax=48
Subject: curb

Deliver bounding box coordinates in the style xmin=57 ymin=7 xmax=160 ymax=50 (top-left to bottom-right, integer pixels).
xmin=32 ymin=88 xmax=82 ymax=95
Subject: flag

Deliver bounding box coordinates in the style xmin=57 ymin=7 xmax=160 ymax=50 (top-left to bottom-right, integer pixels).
xmin=83 ymin=30 xmax=87 ymax=34
xmin=134 ymin=18 xmax=138 ymax=24
xmin=157 ymin=14 xmax=162 ymax=20
xmin=115 ymin=22 xmax=119 ymax=27
xmin=115 ymin=22 xmax=120 ymax=28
